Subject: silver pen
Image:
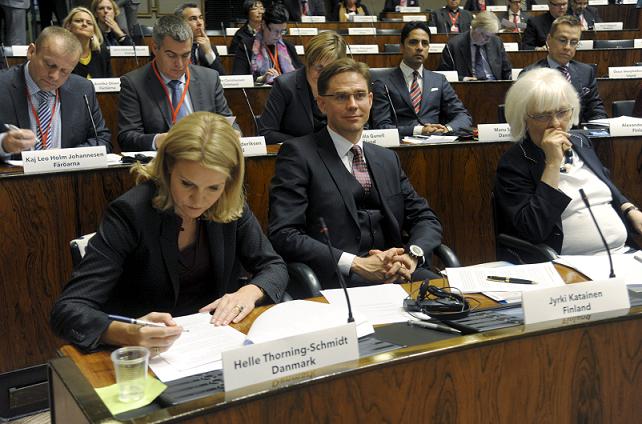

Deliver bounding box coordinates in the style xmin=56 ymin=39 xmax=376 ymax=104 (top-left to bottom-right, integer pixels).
xmin=407 ymin=320 xmax=461 ymax=335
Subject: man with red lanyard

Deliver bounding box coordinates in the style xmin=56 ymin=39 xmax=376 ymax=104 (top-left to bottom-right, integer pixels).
xmin=118 ymin=15 xmax=238 ymax=152
xmin=0 ymin=26 xmax=112 ymax=160
xmin=431 ymin=0 xmax=473 ymax=34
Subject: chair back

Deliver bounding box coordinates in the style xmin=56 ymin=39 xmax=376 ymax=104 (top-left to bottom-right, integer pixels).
xmin=612 ymin=100 xmax=635 ymax=117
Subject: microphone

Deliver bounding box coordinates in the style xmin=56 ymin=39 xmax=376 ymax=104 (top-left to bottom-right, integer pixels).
xmin=242 ymin=41 xmax=253 ymax=75
xmin=241 ymin=88 xmax=259 ymax=134
xmin=345 ymin=41 xmax=354 ymax=60
xmin=134 ymin=23 xmax=145 ymax=46
xmin=368 ymin=15 xmax=377 ymax=41
xmin=220 ymin=22 xmax=228 ymax=45
xmin=128 ymin=33 xmax=139 ymax=66
xmin=84 ymin=94 xmax=99 ymax=142
xmin=0 ymin=43 xmax=8 ymax=69
xmin=292 ymin=20 xmax=304 ymax=48
xmin=443 ymin=40 xmax=456 ymax=73
xmin=318 ymin=218 xmax=355 ymax=323
xmin=383 ymin=83 xmax=398 ymax=127
xmin=579 ymin=188 xmax=616 ymax=278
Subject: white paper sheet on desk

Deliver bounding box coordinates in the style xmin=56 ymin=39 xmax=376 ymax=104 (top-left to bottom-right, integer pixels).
xmin=149 ymin=312 xmax=246 ymax=382
xmin=445 ymin=262 xmax=565 ymax=293
xmin=321 ymin=284 xmax=418 ymax=325
xmin=403 ymin=135 xmax=458 ymax=144
xmin=555 ymin=252 xmax=642 ymax=285
xmin=246 ymin=300 xmax=374 ymax=344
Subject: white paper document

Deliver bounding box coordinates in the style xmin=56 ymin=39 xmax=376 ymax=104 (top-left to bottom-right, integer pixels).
xmin=321 ymin=284 xmax=418 ymax=325
xmin=445 ymin=262 xmax=565 ymax=293
xmin=555 ymin=253 xmax=642 ymax=285
xmin=403 ymin=135 xmax=458 ymax=144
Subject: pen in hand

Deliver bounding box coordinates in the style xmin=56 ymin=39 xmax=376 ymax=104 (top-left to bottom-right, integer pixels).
xmin=107 ymin=314 xmax=189 ymax=331
xmin=486 ymin=276 xmax=536 ymax=285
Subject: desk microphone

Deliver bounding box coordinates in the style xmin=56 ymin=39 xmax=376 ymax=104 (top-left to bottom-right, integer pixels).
xmin=242 ymin=88 xmax=259 ymax=134
xmin=220 ymin=22 xmax=228 ymax=45
xmin=319 ymin=218 xmax=355 ymax=323
xmin=368 ymin=16 xmax=377 ymax=41
xmin=0 ymin=43 xmax=8 ymax=69
xmin=128 ymin=34 xmax=139 ymax=66
xmin=382 ymin=83 xmax=398 ymax=127
xmin=292 ymin=21 xmax=304 ymax=48
xmin=84 ymin=94 xmax=99 ymax=142
xmin=443 ymin=40 xmax=456 ymax=73
xmin=579 ymin=188 xmax=616 ymax=278
xmin=242 ymin=42 xmax=253 ymax=74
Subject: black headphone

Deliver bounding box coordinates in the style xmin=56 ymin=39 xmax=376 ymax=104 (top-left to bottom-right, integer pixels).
xmin=403 ymin=280 xmax=471 ymax=320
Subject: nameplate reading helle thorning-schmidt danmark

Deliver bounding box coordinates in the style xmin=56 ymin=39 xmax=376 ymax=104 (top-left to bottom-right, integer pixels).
xmin=222 ymin=323 xmax=358 ymax=392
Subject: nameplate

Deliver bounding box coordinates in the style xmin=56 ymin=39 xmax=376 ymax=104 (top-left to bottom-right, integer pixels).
xmin=21 ymin=146 xmax=108 ymax=174
xmin=635 ymin=39 xmax=642 ymax=49
xmin=593 ymin=22 xmax=623 ymax=31
xmin=522 ymin=279 xmax=630 ymax=325
xmin=215 ymin=45 xmax=228 ymax=56
xmin=398 ymin=6 xmax=421 ymax=12
xmin=588 ymin=0 xmax=608 ymax=4
xmin=301 ymin=15 xmax=326 ymax=23
xmin=222 ymin=323 xmax=358 ymax=392
xmin=348 ymin=27 xmax=377 ymax=35
xmin=348 ymin=44 xmax=379 ymax=54
xmin=10 ymin=45 xmax=28 ymax=56
xmin=428 ymin=26 xmax=438 ymax=34
xmin=609 ymin=117 xmax=642 ymax=136
xmin=531 ymin=4 xmax=549 ymax=10
xmin=289 ymin=27 xmax=318 ymax=36
xmin=360 ymin=129 xmax=400 ymax=147
xmin=226 ymin=27 xmax=239 ymax=36
xmin=487 ymin=5 xmax=507 ymax=11
xmin=621 ymin=0 xmax=637 ymax=4
xmin=477 ymin=124 xmax=515 ymax=142
xmin=434 ymin=70 xmax=458 ymax=82
xmin=576 ymin=39 xmax=594 ymax=50
xmin=295 ymin=45 xmax=305 ymax=55
xmin=108 ymin=45 xmax=149 ymax=57
xmin=90 ymin=78 xmax=121 ymax=92
xmin=608 ymin=66 xmax=642 ymax=79
xmin=220 ymin=74 xmax=254 ymax=88
xmin=351 ymin=15 xmax=377 ymax=22
xmin=240 ymin=136 xmax=267 ymax=157
xmin=429 ymin=43 xmax=445 ymax=53
xmin=503 ymin=42 xmax=519 ymax=52
xmin=511 ymin=68 xmax=522 ymax=80
xmin=402 ymin=15 xmax=427 ymax=22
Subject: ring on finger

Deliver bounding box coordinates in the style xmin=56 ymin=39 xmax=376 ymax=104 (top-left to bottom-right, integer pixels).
xmin=233 ymin=304 xmax=244 ymax=314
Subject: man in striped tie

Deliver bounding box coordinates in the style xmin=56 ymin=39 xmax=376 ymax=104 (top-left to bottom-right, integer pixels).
xmin=0 ymin=26 xmax=112 ymax=160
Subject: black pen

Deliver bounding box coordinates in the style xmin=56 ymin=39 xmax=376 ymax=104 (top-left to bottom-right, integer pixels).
xmin=486 ymin=276 xmax=535 ymax=285
xmin=107 ymin=314 xmax=189 ymax=331
xmin=407 ymin=320 xmax=461 ymax=335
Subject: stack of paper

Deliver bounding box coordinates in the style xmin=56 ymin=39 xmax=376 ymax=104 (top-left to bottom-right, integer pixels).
xmin=445 ymin=262 xmax=565 ymax=293
xmin=555 ymin=252 xmax=642 ymax=285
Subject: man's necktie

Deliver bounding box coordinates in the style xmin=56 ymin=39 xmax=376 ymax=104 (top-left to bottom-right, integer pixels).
xmin=351 ymin=145 xmax=372 ymax=193
xmin=410 ymin=71 xmax=421 ymax=114
xmin=168 ymin=80 xmax=189 ymax=123
xmin=558 ymin=66 xmax=572 ymax=82
xmin=475 ymin=46 xmax=487 ymax=81
xmin=513 ymin=13 xmax=519 ymax=32
xmin=35 ymin=90 xmax=52 ymax=150
xmin=191 ymin=43 xmax=199 ymax=65
xmin=580 ymin=14 xmax=588 ymax=30
xmin=301 ymin=0 xmax=309 ymax=16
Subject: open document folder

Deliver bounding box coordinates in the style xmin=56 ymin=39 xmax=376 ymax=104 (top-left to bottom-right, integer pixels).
xmin=445 ymin=262 xmax=565 ymax=293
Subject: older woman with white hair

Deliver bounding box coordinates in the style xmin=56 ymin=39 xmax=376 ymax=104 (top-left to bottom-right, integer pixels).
xmin=494 ymin=67 xmax=642 ymax=261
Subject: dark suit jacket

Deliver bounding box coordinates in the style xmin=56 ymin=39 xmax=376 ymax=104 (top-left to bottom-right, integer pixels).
xmin=332 ymin=2 xmax=370 ymax=21
xmin=431 ymin=7 xmax=474 ymax=34
xmin=229 ymin=24 xmax=254 ymax=55
xmin=520 ymin=11 xmax=554 ymax=50
xmin=118 ymin=63 xmax=235 ymax=151
xmin=633 ymin=83 xmax=642 ymax=118
xmin=232 ymin=36 xmax=303 ymax=78
xmin=283 ymin=0 xmax=326 ymax=21
xmin=371 ymin=67 xmax=472 ymax=137
xmin=438 ymin=31 xmax=512 ymax=80
xmin=494 ymin=133 xmax=630 ymax=260
xmin=0 ymin=63 xmax=112 ymax=159
xmin=258 ymin=67 xmax=322 ymax=144
xmin=569 ymin=6 xmax=602 ymax=29
xmin=464 ymin=0 xmax=494 ymax=11
xmin=268 ymin=128 xmax=442 ymax=289
xmin=50 ymin=181 xmax=288 ymax=351
xmin=521 ymin=58 xmax=607 ymax=123
xmin=72 ymin=44 xmax=112 ymax=78
xmin=382 ymin=0 xmax=420 ymax=12
xmin=497 ymin=10 xmax=530 ymax=30
xmin=191 ymin=42 xmax=226 ymax=75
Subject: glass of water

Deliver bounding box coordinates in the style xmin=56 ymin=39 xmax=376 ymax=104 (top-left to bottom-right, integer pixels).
xmin=111 ymin=346 xmax=150 ymax=402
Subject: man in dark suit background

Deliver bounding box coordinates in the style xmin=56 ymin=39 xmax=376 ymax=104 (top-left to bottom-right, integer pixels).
xmin=432 ymin=0 xmax=474 ymax=33
xmin=268 ymin=58 xmax=443 ymax=289
xmin=174 ymin=2 xmax=225 ymax=75
xmin=521 ymin=0 xmax=568 ymax=50
xmin=498 ymin=0 xmax=530 ymax=32
xmin=438 ymin=11 xmax=512 ymax=81
xmin=568 ymin=0 xmax=601 ymax=30
xmin=118 ymin=15 xmax=236 ymax=152
xmin=371 ymin=21 xmax=472 ymax=137
xmin=0 ymin=26 xmax=111 ymax=160
xmin=282 ymin=0 xmax=326 ymax=21
xmin=382 ymin=0 xmax=420 ymax=12
xmin=521 ymin=15 xmax=607 ymax=123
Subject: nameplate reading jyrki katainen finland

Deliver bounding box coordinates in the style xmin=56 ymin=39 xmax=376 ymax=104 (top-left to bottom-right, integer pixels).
xmin=222 ymin=323 xmax=358 ymax=392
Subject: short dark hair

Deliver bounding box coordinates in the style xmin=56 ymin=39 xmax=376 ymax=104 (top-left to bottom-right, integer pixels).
xmin=400 ymin=21 xmax=431 ymax=44
xmin=242 ymin=0 xmax=263 ymax=17
xmin=550 ymin=15 xmax=581 ymax=36
xmin=317 ymin=58 xmax=371 ymax=96
xmin=174 ymin=2 xmax=199 ymax=16
xmin=263 ymin=3 xmax=289 ymax=26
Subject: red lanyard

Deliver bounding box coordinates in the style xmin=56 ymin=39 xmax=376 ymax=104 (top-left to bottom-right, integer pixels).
xmin=151 ymin=60 xmax=191 ymax=124
xmin=26 ymin=88 xmax=58 ymax=149
xmin=266 ymin=45 xmax=281 ymax=74
xmin=448 ymin=10 xmax=460 ymax=26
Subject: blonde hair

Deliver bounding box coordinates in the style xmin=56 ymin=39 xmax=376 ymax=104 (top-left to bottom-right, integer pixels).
xmin=506 ymin=67 xmax=580 ymax=140
xmin=133 ymin=112 xmax=246 ymax=223
xmin=90 ymin=0 xmax=121 ymax=17
xmin=472 ymin=11 xmax=499 ymax=33
xmin=64 ymin=7 xmax=104 ymax=51
xmin=305 ymin=31 xmax=347 ymax=69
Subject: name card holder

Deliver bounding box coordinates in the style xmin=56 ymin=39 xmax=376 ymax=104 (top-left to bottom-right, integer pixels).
xmin=351 ymin=15 xmax=377 ymax=22
xmin=608 ymin=66 xmax=642 ymax=79
xmin=348 ymin=27 xmax=377 ymax=35
xmin=226 ymin=27 xmax=239 ymax=36
xmin=487 ymin=5 xmax=508 ymax=11
xmin=21 ymin=146 xmax=108 ymax=174
xmin=398 ymin=6 xmax=421 ymax=12
xmin=434 ymin=70 xmax=458 ymax=82
xmin=576 ymin=39 xmax=594 ymax=50
xmin=10 ymin=45 xmax=28 ymax=56
xmin=477 ymin=124 xmax=515 ymax=142
xmin=91 ymin=78 xmax=121 ymax=92
xmin=295 ymin=45 xmax=305 ymax=55
xmin=609 ymin=117 xmax=642 ymax=136
xmin=219 ymin=75 xmax=254 ymax=89
xmin=360 ymin=129 xmax=400 ymax=147
xmin=531 ymin=4 xmax=549 ymax=10
xmin=428 ymin=43 xmax=445 ymax=53
xmin=301 ymin=16 xmax=326 ymax=23
xmin=240 ymin=136 xmax=267 ymax=157
xmin=215 ymin=45 xmax=228 ymax=55
xmin=511 ymin=68 xmax=522 ymax=80
xmin=522 ymin=279 xmax=630 ymax=325
xmin=503 ymin=42 xmax=519 ymax=52
xmin=635 ymin=39 xmax=642 ymax=48
xmin=588 ymin=0 xmax=608 ymax=4
xmin=347 ymin=44 xmax=379 ymax=54
xmin=402 ymin=15 xmax=427 ymax=22
xmin=109 ymin=45 xmax=150 ymax=57
xmin=621 ymin=0 xmax=637 ymax=4
xmin=593 ymin=22 xmax=623 ymax=31
xmin=289 ymin=27 xmax=318 ymax=36
xmin=428 ymin=26 xmax=437 ymax=34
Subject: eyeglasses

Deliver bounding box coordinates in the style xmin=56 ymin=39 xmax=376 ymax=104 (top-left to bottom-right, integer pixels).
xmin=552 ymin=36 xmax=580 ymax=47
xmin=527 ymin=108 xmax=574 ymax=122
xmin=320 ymin=91 xmax=369 ymax=103
xmin=548 ymin=1 xmax=568 ymax=7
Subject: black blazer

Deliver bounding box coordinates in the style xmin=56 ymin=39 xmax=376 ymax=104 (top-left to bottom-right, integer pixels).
xmin=232 ymin=37 xmax=303 ymax=79
xmin=382 ymin=0 xmax=419 ymax=12
xmin=431 ymin=7 xmax=474 ymax=34
xmin=520 ymin=11 xmax=555 ymax=50
xmin=103 ymin=30 xmax=132 ymax=46
xmin=497 ymin=10 xmax=530 ymax=30
xmin=521 ymin=58 xmax=607 ymax=123
xmin=51 ymin=181 xmax=288 ymax=351
xmin=569 ymin=7 xmax=602 ymax=29
xmin=633 ymin=83 xmax=642 ymax=118
xmin=268 ymin=128 xmax=442 ymax=289
xmin=494 ymin=133 xmax=630 ymax=260
xmin=437 ymin=31 xmax=512 ymax=81
xmin=282 ymin=0 xmax=327 ymax=21
xmin=191 ymin=43 xmax=226 ymax=75
xmin=258 ymin=67 xmax=322 ymax=144
xmin=371 ymin=67 xmax=472 ymax=136
xmin=464 ymin=0 xmax=494 ymax=11
xmin=72 ymin=44 xmax=112 ymax=78
xmin=229 ymin=24 xmax=254 ymax=55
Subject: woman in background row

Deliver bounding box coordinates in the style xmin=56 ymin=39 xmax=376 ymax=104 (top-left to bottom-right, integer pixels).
xmin=494 ymin=68 xmax=642 ymax=263
xmin=232 ymin=2 xmax=302 ymax=84
xmin=229 ymin=0 xmax=264 ymax=55
xmin=90 ymin=0 xmax=132 ymax=46
xmin=50 ymin=112 xmax=287 ymax=353
xmin=332 ymin=0 xmax=370 ymax=21
xmin=63 ymin=7 xmax=112 ymax=78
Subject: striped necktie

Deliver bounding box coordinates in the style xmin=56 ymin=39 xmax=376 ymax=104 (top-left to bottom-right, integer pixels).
xmin=168 ymin=80 xmax=189 ymax=123
xmin=34 ymin=90 xmax=52 ymax=150
xmin=410 ymin=71 xmax=421 ymax=114
xmin=351 ymin=145 xmax=372 ymax=193
xmin=558 ymin=66 xmax=572 ymax=82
